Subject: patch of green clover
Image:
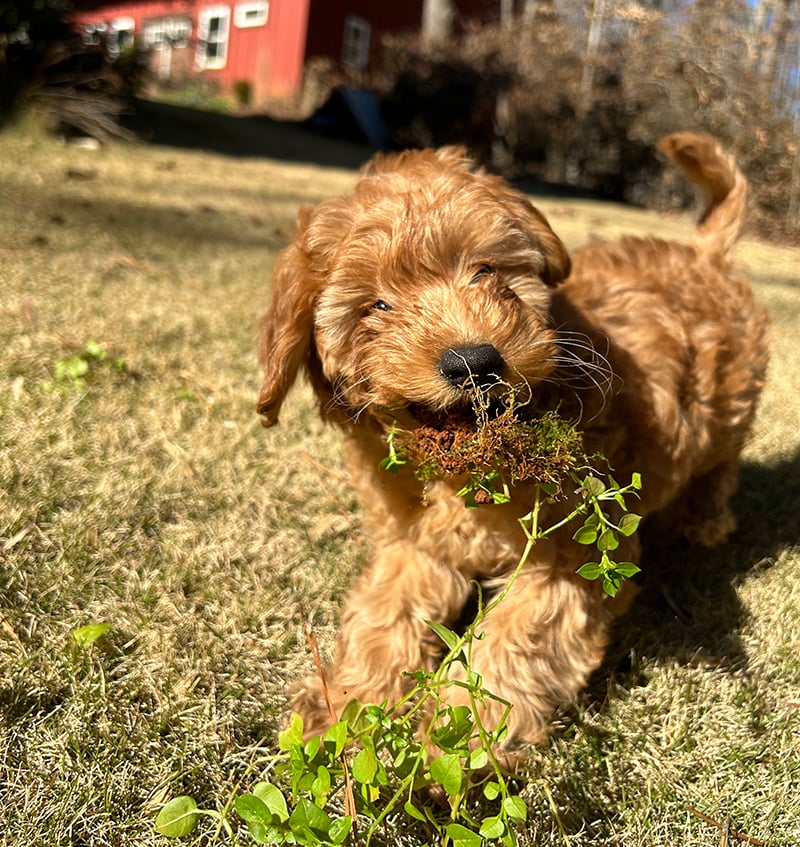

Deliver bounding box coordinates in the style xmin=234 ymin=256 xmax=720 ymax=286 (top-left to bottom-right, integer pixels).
xmin=41 ymin=339 xmax=126 ymax=391
xmin=154 ymin=475 xmax=642 ymax=844
xmin=71 ymin=622 xmax=112 ymax=648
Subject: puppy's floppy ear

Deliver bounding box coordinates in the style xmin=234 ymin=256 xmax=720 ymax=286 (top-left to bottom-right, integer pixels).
xmin=257 ymin=208 xmax=316 ymax=428
xmin=519 ymin=198 xmax=572 ymax=286
xmin=529 ymin=205 xmax=571 ymax=286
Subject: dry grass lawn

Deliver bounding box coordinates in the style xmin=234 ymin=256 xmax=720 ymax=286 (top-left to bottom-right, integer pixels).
xmin=1 ymin=112 xmax=799 ymax=846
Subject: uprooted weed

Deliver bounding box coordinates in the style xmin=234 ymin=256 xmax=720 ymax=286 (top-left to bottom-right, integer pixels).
xmin=404 ymin=407 xmax=586 ymax=492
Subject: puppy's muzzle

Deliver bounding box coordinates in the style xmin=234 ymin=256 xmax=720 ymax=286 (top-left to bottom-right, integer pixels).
xmin=438 ymin=343 xmax=505 ymax=391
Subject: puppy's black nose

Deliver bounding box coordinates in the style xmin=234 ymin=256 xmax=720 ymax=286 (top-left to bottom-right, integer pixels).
xmin=438 ymin=344 xmax=505 ymax=389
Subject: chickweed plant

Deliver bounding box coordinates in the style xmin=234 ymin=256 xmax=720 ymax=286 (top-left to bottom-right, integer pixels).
xmin=156 ymin=391 xmax=642 ymax=846
xmin=41 ymin=339 xmax=127 ymax=391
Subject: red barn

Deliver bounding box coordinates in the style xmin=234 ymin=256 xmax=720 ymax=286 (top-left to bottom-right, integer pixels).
xmin=70 ymin=0 xmax=500 ymax=104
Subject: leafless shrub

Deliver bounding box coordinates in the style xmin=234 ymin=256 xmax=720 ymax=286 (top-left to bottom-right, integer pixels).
xmin=371 ymin=1 xmax=800 ymax=242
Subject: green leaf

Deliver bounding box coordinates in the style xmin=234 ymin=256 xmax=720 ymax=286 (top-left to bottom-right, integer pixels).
xmin=304 ymin=735 xmax=321 ymax=760
xmin=581 ymin=476 xmax=606 ymax=498
xmin=483 ymin=780 xmax=501 ymax=800
xmin=234 ymin=795 xmax=274 ymax=826
xmin=245 ymin=821 xmax=268 ymax=844
xmin=72 ymin=622 xmax=111 ymax=647
xmin=311 ymin=765 xmax=331 ymax=801
xmin=456 ymin=482 xmax=476 ymax=500
xmin=576 ymin=562 xmax=603 ymax=581
xmin=379 ymin=424 xmax=408 ymax=474
xmin=618 ymin=513 xmax=641 ymax=536
xmin=84 ymin=339 xmax=105 ymax=359
xmin=56 ymin=355 xmax=90 ymax=382
xmin=426 ymin=620 xmax=461 ymax=652
xmin=445 ymin=822 xmax=483 ymax=847
xmin=328 ymin=816 xmax=353 ymax=844
xmin=631 ymin=472 xmax=642 ymax=489
xmin=352 ymin=745 xmax=378 ymax=785
xmin=323 ymin=720 xmax=348 ymax=758
xmin=597 ymin=529 xmax=619 ymax=551
xmin=340 ymin=699 xmax=371 ymax=735
xmin=296 ymin=771 xmax=317 ymax=795
xmin=468 ymin=748 xmax=488 ymax=770
xmin=601 ymin=574 xmax=622 ymax=597
xmin=252 ymin=782 xmax=289 ymax=822
xmin=479 ymin=814 xmax=506 ymax=840
xmin=503 ymin=795 xmax=528 ymax=821
xmin=614 ymin=561 xmax=642 ymax=579
xmin=429 ymin=753 xmax=463 ymax=796
xmin=364 ymin=703 xmax=390 ymax=728
xmin=466 ymin=669 xmax=483 ymax=689
xmin=278 ymin=713 xmax=305 ymax=751
xmin=403 ymin=799 xmax=428 ymax=823
xmin=154 ymin=796 xmax=199 ymax=838
xmin=379 ymin=454 xmax=406 ymax=474
xmin=573 ymin=524 xmax=598 ymax=545
xmin=288 ymin=797 xmax=333 ymax=841
xmin=432 ymin=705 xmax=472 ymax=751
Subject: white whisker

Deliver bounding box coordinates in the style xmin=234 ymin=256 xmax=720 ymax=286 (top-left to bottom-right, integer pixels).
xmin=538 ymin=327 xmax=618 ymax=421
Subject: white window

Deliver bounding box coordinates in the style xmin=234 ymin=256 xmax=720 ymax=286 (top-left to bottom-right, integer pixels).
xmin=234 ymin=1 xmax=269 ymax=28
xmin=108 ymin=16 xmax=135 ymax=58
xmin=143 ymin=17 xmax=191 ymax=50
xmin=197 ymin=6 xmax=231 ymax=70
xmin=81 ymin=22 xmax=107 ymax=46
xmin=143 ymin=19 xmax=164 ymax=49
xmin=341 ymin=14 xmax=371 ymax=70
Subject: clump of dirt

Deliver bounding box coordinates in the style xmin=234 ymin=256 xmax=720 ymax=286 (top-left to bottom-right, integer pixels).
xmin=395 ymin=406 xmax=588 ymax=498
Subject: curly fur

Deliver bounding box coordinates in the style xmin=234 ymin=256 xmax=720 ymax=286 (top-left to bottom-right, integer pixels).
xmin=257 ymin=132 xmax=769 ymax=758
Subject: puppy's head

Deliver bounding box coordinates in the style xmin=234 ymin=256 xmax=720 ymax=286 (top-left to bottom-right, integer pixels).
xmin=258 ymin=147 xmax=570 ymax=429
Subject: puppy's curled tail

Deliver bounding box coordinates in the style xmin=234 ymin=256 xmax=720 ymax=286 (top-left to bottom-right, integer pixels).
xmin=657 ymin=132 xmax=747 ymax=257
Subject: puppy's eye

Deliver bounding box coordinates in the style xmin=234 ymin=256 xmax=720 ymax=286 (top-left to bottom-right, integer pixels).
xmin=470 ymin=264 xmax=496 ymax=284
xmin=370 ymin=299 xmax=393 ymax=312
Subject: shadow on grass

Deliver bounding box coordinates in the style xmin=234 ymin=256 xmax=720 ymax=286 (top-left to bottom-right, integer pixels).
xmin=595 ymin=448 xmax=800 ymax=687
xmin=543 ymin=451 xmax=800 ymax=835
xmin=121 ymin=98 xmax=372 ymax=170
xmin=42 ymin=191 xmax=290 ymax=252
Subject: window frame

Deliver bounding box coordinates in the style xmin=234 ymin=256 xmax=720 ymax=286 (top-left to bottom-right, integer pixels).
xmin=233 ymin=1 xmax=269 ymax=29
xmin=341 ymin=14 xmax=371 ymax=70
xmin=143 ymin=16 xmax=192 ymax=50
xmin=108 ymin=16 xmax=135 ymax=58
xmin=196 ymin=5 xmax=231 ymax=70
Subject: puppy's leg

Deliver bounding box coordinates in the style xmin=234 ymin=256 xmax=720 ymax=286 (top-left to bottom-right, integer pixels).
xmin=663 ymin=459 xmax=741 ymax=547
xmin=431 ymin=552 xmax=618 ymax=764
xmin=290 ymin=543 xmax=471 ymax=738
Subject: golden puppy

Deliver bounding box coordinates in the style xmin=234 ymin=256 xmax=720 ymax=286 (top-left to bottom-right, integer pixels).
xmin=257 ymin=133 xmax=769 ymax=757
